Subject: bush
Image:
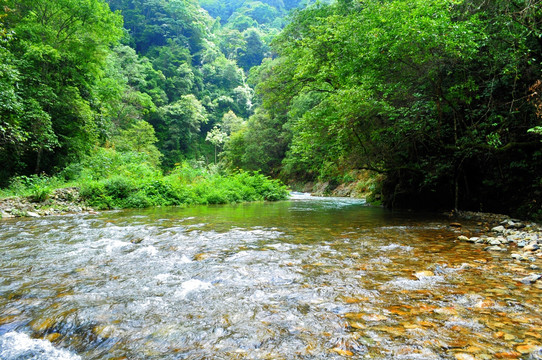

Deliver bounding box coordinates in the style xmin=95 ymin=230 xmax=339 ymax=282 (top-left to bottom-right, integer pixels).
xmin=103 ymin=177 xmax=136 ymax=200
xmin=125 ymin=191 xmax=152 ymax=208
xmin=29 ymin=183 xmax=52 ymax=203
xmin=80 ymin=182 xmax=108 ymax=209
xmin=0 ymin=174 xmax=61 ymax=200
xmin=2 ymin=156 xmax=289 ymax=211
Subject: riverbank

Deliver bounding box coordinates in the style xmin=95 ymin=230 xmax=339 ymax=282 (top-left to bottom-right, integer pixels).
xmin=0 ymin=187 xmax=93 ymax=219
xmin=289 ymin=170 xmax=384 ymax=203
xmin=0 ymin=171 xmax=290 ymax=219
xmin=454 ymin=211 xmax=542 ymax=284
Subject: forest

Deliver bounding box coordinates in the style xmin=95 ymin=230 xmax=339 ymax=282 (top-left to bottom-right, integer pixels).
xmin=0 ymin=0 xmax=541 ymax=218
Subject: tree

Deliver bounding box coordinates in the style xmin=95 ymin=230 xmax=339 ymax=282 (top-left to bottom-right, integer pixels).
xmin=240 ymin=0 xmax=542 ymax=217
xmin=0 ymin=0 xmax=123 ymax=182
xmin=205 ymin=126 xmax=227 ymax=164
xmin=237 ymin=28 xmax=266 ymax=71
xmin=112 ymin=120 xmax=162 ymax=166
xmin=155 ymin=94 xmax=208 ymax=166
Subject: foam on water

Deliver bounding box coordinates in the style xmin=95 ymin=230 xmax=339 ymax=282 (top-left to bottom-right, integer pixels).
xmin=174 ymin=279 xmax=213 ymax=299
xmin=0 ymin=332 xmax=81 ymax=360
xmin=289 ymin=192 xmax=313 ymax=200
xmin=383 ymin=275 xmax=445 ymax=290
xmin=379 ymin=243 xmax=413 ymax=252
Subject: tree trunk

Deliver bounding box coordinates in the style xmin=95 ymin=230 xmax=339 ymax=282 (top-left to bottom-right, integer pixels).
xmin=35 ymin=147 xmax=43 ymax=174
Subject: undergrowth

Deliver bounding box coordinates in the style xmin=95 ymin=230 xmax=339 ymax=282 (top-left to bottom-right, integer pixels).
xmin=0 ymin=149 xmax=289 ymax=209
xmin=79 ymin=169 xmax=288 ymax=210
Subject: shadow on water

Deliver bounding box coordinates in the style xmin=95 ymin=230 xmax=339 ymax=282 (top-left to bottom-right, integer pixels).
xmin=0 ymin=196 xmax=541 ymax=359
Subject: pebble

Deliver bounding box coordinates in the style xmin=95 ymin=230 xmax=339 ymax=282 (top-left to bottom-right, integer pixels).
xmin=525 ymin=243 xmax=540 ymax=252
xmin=0 ymin=187 xmax=91 ymax=219
xmin=485 ymin=245 xmax=505 ymax=252
xmin=0 ymin=211 xmax=14 ymax=218
xmin=501 ymin=219 xmax=525 ymax=229
xmin=519 ymin=274 xmax=542 ymax=285
xmin=516 ymin=344 xmax=540 ymax=355
xmin=455 ymin=353 xmax=477 ymax=360
xmin=456 ymin=214 xmax=542 ymax=270
xmin=489 ymin=239 xmax=502 ymax=246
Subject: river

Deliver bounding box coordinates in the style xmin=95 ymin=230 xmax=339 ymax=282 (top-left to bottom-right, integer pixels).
xmin=0 ymin=195 xmax=541 ymax=359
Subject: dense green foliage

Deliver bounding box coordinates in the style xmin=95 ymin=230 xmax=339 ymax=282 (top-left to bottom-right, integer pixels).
xmin=0 ymin=0 xmax=297 ymax=207
xmin=222 ymin=0 xmax=542 ymax=218
xmin=0 ymin=0 xmax=123 ymax=182
xmin=2 ymin=0 xmax=541 ymax=218
xmin=79 ymin=167 xmax=289 ymax=210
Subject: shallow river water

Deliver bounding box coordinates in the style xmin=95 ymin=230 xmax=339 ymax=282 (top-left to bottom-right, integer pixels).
xmin=1 ymin=196 xmax=541 ymax=359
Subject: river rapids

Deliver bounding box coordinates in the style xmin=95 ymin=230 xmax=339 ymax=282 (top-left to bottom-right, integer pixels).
xmin=1 ymin=196 xmax=541 ymax=359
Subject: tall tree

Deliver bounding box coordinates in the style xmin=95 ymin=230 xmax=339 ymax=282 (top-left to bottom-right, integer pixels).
xmin=0 ymin=0 xmax=123 ymax=182
xmin=226 ymin=0 xmax=542 ymax=217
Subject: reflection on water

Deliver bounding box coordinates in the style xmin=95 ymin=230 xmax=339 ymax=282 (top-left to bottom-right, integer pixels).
xmin=0 ymin=197 xmax=541 ymax=359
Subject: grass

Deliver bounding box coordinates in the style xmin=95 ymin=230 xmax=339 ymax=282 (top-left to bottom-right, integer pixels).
xmin=0 ymin=149 xmax=289 ymax=210
xmin=79 ymin=169 xmax=289 ymax=210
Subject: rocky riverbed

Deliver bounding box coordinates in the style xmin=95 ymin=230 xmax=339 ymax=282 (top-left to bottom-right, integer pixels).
xmin=0 ymin=187 xmax=94 ymax=219
xmin=455 ymin=211 xmax=542 ymax=285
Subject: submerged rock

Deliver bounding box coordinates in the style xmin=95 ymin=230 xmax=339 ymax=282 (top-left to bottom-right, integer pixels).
xmin=519 ymin=274 xmax=542 ymax=285
xmin=485 ymin=245 xmax=505 ymax=252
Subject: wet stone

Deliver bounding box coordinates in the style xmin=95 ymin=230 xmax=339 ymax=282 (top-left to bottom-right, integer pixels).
xmin=494 ymin=351 xmax=521 ymax=358
xmin=519 ymin=274 xmax=542 ymax=284
xmin=492 ymin=226 xmax=506 ymax=233
xmin=516 ymin=344 xmax=540 ymax=355
xmin=485 ymin=245 xmax=505 ymax=252
xmin=489 ymin=239 xmax=502 ymax=246
xmin=524 ymin=243 xmax=540 ymax=252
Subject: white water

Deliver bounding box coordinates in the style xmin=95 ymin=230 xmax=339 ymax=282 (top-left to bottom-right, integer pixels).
xmin=0 ymin=332 xmax=81 ymax=360
xmin=1 ymin=199 xmax=541 ymax=359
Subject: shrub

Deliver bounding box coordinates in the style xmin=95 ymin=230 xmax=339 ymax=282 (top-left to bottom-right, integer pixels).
xmin=29 ymin=183 xmax=52 ymax=203
xmin=1 ymin=174 xmax=61 ymax=200
xmin=125 ymin=191 xmax=152 ymax=208
xmin=79 ymin=182 xmax=112 ymax=209
xmin=103 ymin=177 xmax=136 ymax=200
